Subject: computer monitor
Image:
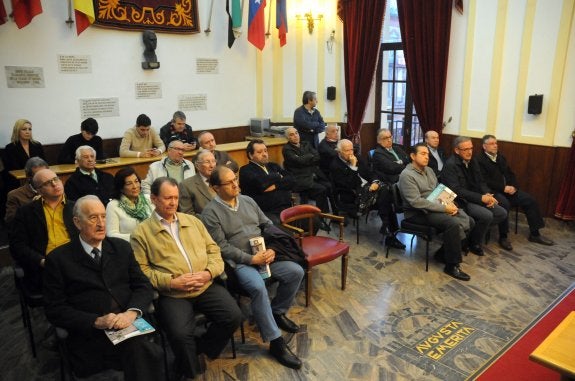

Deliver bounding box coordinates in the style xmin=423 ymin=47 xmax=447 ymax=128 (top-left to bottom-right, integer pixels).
xmin=250 ymin=118 xmax=270 ymax=137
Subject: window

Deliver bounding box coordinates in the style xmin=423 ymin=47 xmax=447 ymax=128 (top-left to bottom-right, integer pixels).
xmin=375 ymin=0 xmax=421 ymax=148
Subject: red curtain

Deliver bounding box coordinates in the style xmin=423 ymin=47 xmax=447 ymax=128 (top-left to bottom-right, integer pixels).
xmin=337 ymin=0 xmax=386 ymax=143
xmin=397 ymin=0 xmax=453 ymax=136
xmin=555 ymin=136 xmax=575 ymax=221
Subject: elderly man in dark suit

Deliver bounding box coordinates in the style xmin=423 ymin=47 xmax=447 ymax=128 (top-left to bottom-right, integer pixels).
xmin=43 ymin=195 xmax=163 ymax=380
xmin=64 ymin=145 xmax=114 ymax=206
xmin=179 ymin=150 xmax=217 ymax=215
xmin=477 ymin=135 xmax=553 ymax=246
xmin=424 ymin=130 xmax=446 ymax=178
xmin=330 ymin=139 xmax=404 ymax=249
xmin=10 ymin=168 xmax=77 ymax=293
xmin=372 ymin=128 xmax=410 ymax=184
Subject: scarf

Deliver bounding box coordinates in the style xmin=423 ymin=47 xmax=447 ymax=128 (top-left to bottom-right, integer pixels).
xmin=118 ymin=194 xmax=152 ymax=222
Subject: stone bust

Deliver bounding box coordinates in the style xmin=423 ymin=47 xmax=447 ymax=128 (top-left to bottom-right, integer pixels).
xmin=142 ymin=30 xmax=160 ymax=69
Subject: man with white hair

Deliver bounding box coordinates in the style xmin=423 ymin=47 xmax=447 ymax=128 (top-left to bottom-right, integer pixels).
xmin=197 ymin=131 xmax=238 ymax=172
xmin=64 ymin=145 xmax=114 ymax=205
xmin=178 ymin=149 xmax=218 ymax=215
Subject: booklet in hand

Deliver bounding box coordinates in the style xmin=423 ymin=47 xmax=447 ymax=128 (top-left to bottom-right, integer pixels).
xmin=426 ymin=183 xmax=457 ymax=205
xmin=104 ymin=317 xmax=155 ymax=345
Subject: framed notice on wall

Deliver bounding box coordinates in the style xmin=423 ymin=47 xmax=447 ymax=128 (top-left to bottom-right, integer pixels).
xmin=93 ymin=0 xmax=200 ymax=33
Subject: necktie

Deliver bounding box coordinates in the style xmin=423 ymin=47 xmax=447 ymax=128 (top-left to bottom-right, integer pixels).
xmin=91 ymin=247 xmax=101 ymax=265
xmin=389 ymin=148 xmax=400 ymax=161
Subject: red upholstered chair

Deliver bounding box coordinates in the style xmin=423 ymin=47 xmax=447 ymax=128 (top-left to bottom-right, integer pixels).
xmin=280 ymin=204 xmax=350 ymax=307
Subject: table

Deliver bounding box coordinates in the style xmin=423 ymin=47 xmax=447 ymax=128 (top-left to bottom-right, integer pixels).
xmin=530 ymin=311 xmax=575 ymax=380
xmin=10 ymin=137 xmax=287 ymax=183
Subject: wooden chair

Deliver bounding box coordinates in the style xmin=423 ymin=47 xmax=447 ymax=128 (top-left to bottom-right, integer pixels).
xmin=386 ymin=183 xmax=437 ymax=271
xmin=280 ymin=204 xmax=350 ymax=306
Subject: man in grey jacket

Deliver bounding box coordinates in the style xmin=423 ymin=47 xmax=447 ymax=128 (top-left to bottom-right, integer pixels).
xmin=398 ymin=144 xmax=473 ymax=281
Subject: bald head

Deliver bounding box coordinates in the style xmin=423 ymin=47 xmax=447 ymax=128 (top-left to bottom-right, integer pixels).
xmin=425 ymin=131 xmax=440 ymax=149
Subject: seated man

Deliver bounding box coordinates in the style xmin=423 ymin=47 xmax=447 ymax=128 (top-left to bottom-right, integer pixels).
xmin=372 ymin=128 xmax=410 ymax=184
xmin=58 ymin=118 xmax=104 ymax=164
xmin=425 ymin=130 xmax=446 ymax=178
xmin=5 ymin=156 xmax=48 ymax=224
xmin=159 ymin=111 xmax=197 ymax=151
xmin=442 ymin=136 xmax=509 ymax=254
xmin=179 ymin=150 xmax=217 ymax=215
xmin=64 ymin=146 xmax=114 ymax=206
xmin=239 ymin=139 xmax=295 ymax=225
xmin=317 ymin=124 xmax=340 ymax=177
xmin=201 ymin=166 xmax=304 ymax=370
xmin=119 ymin=114 xmax=165 ymax=158
xmin=197 ymin=131 xmax=239 ymax=172
xmin=10 ymin=168 xmax=77 ymax=293
xmin=282 ymin=127 xmax=330 ymax=213
xmin=331 ymin=139 xmax=404 ymax=249
xmin=43 ymin=196 xmax=163 ymax=381
xmin=477 ymin=135 xmax=553 ymax=245
xmin=141 ymin=140 xmax=195 ymax=196
xmin=132 ymin=178 xmax=241 ymax=380
xmin=399 ymin=143 xmax=473 ymax=281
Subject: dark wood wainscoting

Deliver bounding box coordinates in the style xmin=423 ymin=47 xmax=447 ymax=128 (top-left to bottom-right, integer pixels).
xmin=440 ymin=134 xmax=571 ymax=218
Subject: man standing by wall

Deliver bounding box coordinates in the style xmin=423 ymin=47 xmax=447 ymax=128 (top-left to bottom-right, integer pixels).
xmin=293 ymin=91 xmax=326 ymax=149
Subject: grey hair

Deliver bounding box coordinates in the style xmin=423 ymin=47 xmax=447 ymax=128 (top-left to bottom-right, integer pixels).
xmin=24 ymin=157 xmax=48 ymax=178
xmin=72 ymin=195 xmax=101 ymax=218
xmin=336 ymin=139 xmax=353 ymax=152
xmin=172 ymin=111 xmax=186 ymax=122
xmin=284 ymin=127 xmax=297 ymax=137
xmin=453 ymin=136 xmax=472 ymax=149
xmin=75 ymin=145 xmax=96 ymax=161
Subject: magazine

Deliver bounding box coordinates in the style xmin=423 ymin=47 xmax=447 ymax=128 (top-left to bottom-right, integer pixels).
xmin=426 ymin=183 xmax=457 ymax=205
xmin=249 ymin=236 xmax=272 ymax=279
xmin=104 ymin=317 xmax=155 ymax=345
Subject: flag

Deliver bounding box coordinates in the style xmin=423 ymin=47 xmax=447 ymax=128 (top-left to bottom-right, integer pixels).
xmin=276 ymin=0 xmax=287 ymax=46
xmin=227 ymin=0 xmax=241 ymax=48
xmin=248 ymin=0 xmax=266 ymax=50
xmin=11 ymin=0 xmax=43 ymax=29
xmin=74 ymin=0 xmax=95 ymax=35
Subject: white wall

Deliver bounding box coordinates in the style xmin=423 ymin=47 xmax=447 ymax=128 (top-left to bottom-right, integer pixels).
xmin=444 ymin=0 xmax=575 ymax=148
xmin=0 ymin=0 xmax=346 ymax=146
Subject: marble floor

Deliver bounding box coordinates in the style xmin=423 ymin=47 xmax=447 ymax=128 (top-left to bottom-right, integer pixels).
xmin=0 ymin=213 xmax=573 ymax=381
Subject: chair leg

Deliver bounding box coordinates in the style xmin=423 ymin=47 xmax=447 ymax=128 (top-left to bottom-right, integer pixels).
xmin=22 ymin=303 xmax=37 ymax=358
xmin=514 ymin=206 xmax=519 ymax=234
xmin=230 ymin=332 xmax=237 ymax=359
xmin=341 ymin=255 xmax=348 ymax=290
xmin=356 ymin=218 xmax=360 ymax=244
xmin=425 ymin=238 xmax=430 ymax=272
xmin=305 ymin=268 xmax=312 ymax=307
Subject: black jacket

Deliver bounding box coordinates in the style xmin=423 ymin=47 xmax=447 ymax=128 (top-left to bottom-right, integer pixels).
xmin=58 ymin=133 xmax=104 ymax=164
xmin=10 ymin=198 xmax=77 ymax=292
xmin=239 ymin=161 xmax=294 ymax=214
xmin=476 ymin=151 xmax=518 ymax=193
xmin=282 ymin=142 xmax=324 ymax=191
xmin=427 ymin=146 xmax=446 ymax=177
xmin=64 ymin=168 xmax=114 ymax=205
xmin=441 ymin=154 xmax=490 ymax=207
xmin=159 ymin=122 xmax=197 ymax=148
xmin=317 ymin=139 xmax=338 ymax=176
xmin=371 ymin=144 xmax=410 ymax=184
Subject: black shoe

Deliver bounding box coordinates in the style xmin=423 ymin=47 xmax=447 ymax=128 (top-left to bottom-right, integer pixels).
xmin=469 ymin=244 xmax=484 ymax=256
xmin=385 ymin=236 xmax=406 ymax=250
xmin=273 ymin=314 xmax=299 ymax=333
xmin=444 ymin=265 xmax=471 ymax=281
xmin=528 ymin=234 xmax=555 ymax=246
xmin=269 ymin=337 xmax=302 ymax=370
xmin=498 ymin=238 xmax=513 ymax=251
xmin=433 ymin=246 xmax=446 ymax=263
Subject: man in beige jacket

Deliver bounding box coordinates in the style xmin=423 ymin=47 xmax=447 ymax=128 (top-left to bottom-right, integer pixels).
xmin=131 ymin=177 xmax=241 ymax=380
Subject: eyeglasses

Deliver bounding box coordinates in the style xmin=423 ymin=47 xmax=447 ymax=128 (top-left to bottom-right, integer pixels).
xmin=198 ymin=160 xmax=217 ymax=165
xmin=38 ymin=176 xmax=61 ymax=188
xmin=219 ymin=178 xmax=239 ymax=187
xmin=170 ymin=147 xmax=185 ymax=152
xmin=381 ymin=136 xmax=392 ymax=140
xmin=457 ymin=147 xmax=473 ymax=152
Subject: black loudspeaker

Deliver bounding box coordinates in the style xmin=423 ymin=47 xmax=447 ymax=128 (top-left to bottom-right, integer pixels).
xmin=528 ymin=94 xmax=543 ymax=115
xmin=327 ymin=86 xmax=336 ymax=101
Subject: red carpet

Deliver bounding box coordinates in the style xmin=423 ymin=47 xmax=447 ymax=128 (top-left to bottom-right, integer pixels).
xmin=471 ymin=283 xmax=575 ymax=381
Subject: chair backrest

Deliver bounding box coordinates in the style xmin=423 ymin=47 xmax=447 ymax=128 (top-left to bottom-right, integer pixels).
xmin=390 ymin=183 xmax=405 ymax=214
xmin=280 ymin=204 xmax=321 ymax=236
